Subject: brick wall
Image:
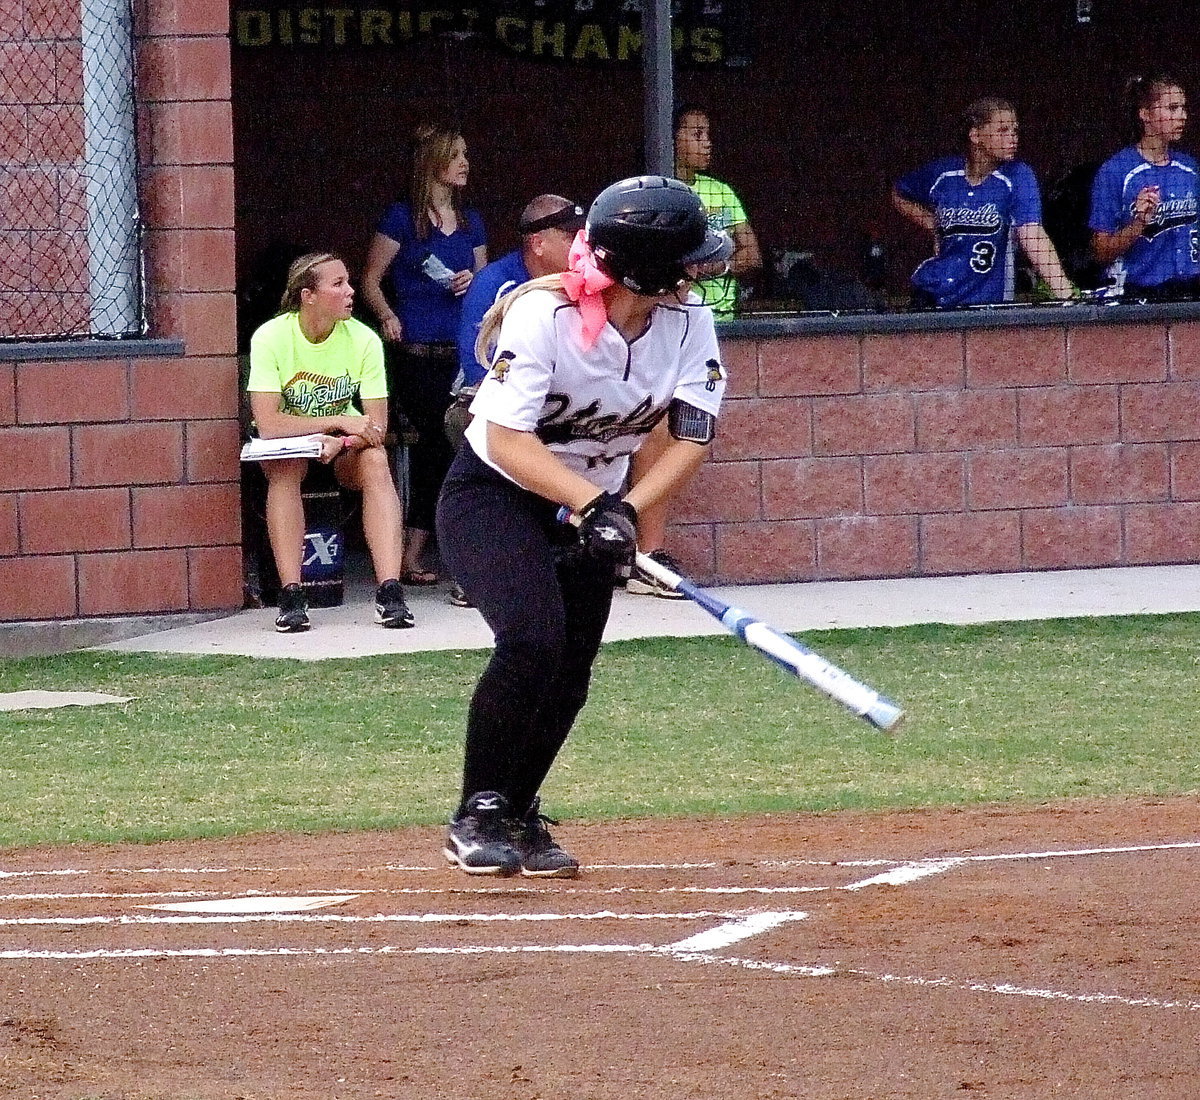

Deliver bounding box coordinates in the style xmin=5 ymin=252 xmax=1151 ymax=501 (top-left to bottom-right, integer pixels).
xmin=670 ymin=322 xmax=1200 ymax=584
xmin=4 ymin=0 xmax=1200 ymax=622
xmin=0 ymin=0 xmax=241 ymax=623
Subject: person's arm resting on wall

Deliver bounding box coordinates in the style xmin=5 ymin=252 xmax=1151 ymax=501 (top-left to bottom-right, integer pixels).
xmin=729 ymin=219 xmax=762 ymax=279
xmin=1015 ymin=223 xmax=1075 ymax=299
xmin=891 ymin=185 xmax=938 ymax=237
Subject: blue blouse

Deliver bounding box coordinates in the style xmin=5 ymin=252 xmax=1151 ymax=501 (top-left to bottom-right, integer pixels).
xmin=377 ymin=201 xmax=486 ymax=343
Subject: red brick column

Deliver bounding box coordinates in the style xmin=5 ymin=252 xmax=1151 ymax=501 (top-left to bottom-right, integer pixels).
xmin=0 ymin=0 xmax=241 ymax=623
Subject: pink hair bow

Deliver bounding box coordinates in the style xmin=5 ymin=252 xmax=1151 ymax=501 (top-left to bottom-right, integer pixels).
xmin=560 ymin=229 xmax=613 ymax=350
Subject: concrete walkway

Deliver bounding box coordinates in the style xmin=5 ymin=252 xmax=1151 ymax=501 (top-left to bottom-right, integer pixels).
xmin=98 ymin=563 xmax=1200 ymax=661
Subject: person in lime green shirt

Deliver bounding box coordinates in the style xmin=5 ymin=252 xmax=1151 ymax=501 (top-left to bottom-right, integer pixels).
xmin=673 ymin=104 xmax=763 ymax=317
xmin=247 ymin=252 xmax=413 ymax=632
xmin=623 ymin=107 xmax=767 ymax=600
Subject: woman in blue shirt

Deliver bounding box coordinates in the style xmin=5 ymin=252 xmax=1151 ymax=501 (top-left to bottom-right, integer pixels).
xmin=1090 ymin=74 xmax=1200 ymax=302
xmin=892 ymin=97 xmax=1073 ymax=308
xmin=362 ymin=122 xmax=488 ymax=584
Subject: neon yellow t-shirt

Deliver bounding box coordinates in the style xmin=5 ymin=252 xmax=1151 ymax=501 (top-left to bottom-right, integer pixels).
xmin=690 ymin=173 xmax=748 ymax=317
xmin=246 ymin=312 xmax=386 ymax=417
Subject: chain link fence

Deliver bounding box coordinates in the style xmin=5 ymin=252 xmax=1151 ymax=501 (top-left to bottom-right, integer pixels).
xmin=1 ymin=0 xmax=142 ymax=341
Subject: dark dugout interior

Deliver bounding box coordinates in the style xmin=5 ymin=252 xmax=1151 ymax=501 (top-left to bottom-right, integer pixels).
xmin=231 ymin=0 xmax=1200 ymax=341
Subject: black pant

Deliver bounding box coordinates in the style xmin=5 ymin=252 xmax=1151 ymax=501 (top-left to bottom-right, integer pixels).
xmin=389 ymin=345 xmax=457 ymax=532
xmin=435 ymin=446 xmax=615 ymax=819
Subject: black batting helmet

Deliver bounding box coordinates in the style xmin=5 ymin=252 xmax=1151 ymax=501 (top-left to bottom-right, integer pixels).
xmin=585 ymin=175 xmax=732 ymax=296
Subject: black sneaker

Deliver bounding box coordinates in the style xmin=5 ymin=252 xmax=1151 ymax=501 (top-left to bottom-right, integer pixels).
xmin=625 ymin=548 xmax=685 ymax=599
xmin=514 ymin=798 xmax=580 ymax=879
xmin=444 ymin=791 xmax=521 ymax=876
xmin=274 ymin=583 xmax=311 ymax=632
xmin=375 ymin=579 xmax=415 ymax=628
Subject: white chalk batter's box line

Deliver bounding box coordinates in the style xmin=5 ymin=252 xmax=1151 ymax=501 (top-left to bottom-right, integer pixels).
xmin=3 ymin=839 xmax=1198 ymax=884
xmin=2 ymin=839 xmax=1200 ymax=1012
xmin=2 ymin=839 xmax=1197 ymax=902
xmin=0 ymin=859 xmax=872 ymax=879
xmin=0 ymin=907 xmax=783 ymax=927
xmin=3 ymin=928 xmax=1197 ymax=1014
xmin=2 ymin=838 xmax=1198 ymax=1015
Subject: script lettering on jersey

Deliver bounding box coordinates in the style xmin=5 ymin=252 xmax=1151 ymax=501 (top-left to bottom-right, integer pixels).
xmin=937 ymin=202 xmax=1003 ymax=237
xmin=536 ymin=392 xmax=667 ymax=447
xmin=281 ymin=371 xmax=358 ymax=417
xmin=1137 ymin=195 xmax=1199 ymax=240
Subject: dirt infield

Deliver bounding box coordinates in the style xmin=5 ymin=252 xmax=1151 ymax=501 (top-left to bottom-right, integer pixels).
xmin=2 ymin=796 xmax=1198 ymax=1100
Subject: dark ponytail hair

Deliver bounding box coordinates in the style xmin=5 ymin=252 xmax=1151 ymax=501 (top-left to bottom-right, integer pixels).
xmin=1123 ymin=73 xmax=1183 ymax=142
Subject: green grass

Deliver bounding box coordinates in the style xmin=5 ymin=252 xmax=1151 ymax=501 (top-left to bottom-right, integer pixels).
xmin=1 ymin=613 xmax=1198 ymax=847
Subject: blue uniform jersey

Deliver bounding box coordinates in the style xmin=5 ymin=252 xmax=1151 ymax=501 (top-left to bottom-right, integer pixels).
xmin=455 ymin=249 xmax=531 ymax=389
xmin=377 ymin=201 xmax=486 ymax=343
xmin=896 ymin=155 xmax=1043 ymax=307
xmin=1088 ymin=145 xmax=1200 ymax=289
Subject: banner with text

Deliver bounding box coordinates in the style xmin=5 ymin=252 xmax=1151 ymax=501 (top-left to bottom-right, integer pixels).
xmin=233 ymin=0 xmax=751 ymax=67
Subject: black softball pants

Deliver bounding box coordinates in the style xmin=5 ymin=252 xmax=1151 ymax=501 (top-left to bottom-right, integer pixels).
xmin=436 ymin=445 xmax=615 ymax=819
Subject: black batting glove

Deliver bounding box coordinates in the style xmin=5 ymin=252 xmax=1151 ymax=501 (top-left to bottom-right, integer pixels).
xmin=577 ymin=491 xmax=638 ymax=572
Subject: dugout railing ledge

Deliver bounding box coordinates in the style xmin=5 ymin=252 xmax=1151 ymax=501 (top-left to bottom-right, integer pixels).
xmin=717 ymin=301 xmax=1200 ymax=338
xmin=674 ymin=302 xmax=1200 ymax=585
xmin=0 ymin=339 xmax=185 ymax=364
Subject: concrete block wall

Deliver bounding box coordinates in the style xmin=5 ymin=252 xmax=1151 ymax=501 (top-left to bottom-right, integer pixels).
xmin=671 ymin=322 xmax=1200 ymax=584
xmin=0 ymin=0 xmax=242 ymax=623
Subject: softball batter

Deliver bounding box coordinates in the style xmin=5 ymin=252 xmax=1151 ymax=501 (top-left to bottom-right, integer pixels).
xmin=434 ymin=176 xmax=731 ymax=877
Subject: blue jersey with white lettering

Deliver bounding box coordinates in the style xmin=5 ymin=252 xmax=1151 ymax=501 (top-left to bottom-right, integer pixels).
xmin=896 ymin=155 xmax=1043 ymax=307
xmin=1089 ymin=145 xmax=1200 ymax=288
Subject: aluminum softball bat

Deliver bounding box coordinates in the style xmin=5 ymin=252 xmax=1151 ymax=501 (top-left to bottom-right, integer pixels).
xmin=631 ymin=549 xmax=906 ymax=732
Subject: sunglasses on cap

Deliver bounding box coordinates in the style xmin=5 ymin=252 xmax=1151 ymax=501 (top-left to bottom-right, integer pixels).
xmin=518 ymin=203 xmax=586 ymax=235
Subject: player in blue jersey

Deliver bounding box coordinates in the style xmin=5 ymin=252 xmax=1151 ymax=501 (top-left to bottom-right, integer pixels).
xmin=1090 ymin=75 xmax=1200 ymax=302
xmin=892 ymin=97 xmax=1074 ymax=308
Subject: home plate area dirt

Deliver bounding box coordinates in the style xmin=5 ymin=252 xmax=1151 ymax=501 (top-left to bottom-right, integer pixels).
xmin=2 ymin=797 xmax=1198 ymax=1100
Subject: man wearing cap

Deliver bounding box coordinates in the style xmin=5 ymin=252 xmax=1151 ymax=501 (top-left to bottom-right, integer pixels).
xmin=452 ymin=194 xmax=585 ymax=402
xmin=444 ymin=193 xmax=585 ymax=606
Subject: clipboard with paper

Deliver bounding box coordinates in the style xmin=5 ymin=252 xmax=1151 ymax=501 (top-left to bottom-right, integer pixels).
xmin=239 ymin=434 xmax=326 ymax=462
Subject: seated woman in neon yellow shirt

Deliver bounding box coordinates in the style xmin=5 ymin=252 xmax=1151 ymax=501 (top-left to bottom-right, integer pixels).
xmin=246 ymin=252 xmax=413 ymax=632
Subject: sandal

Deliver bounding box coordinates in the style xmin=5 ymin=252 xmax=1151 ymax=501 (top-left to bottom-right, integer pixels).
xmin=401 ymin=569 xmax=439 ymax=586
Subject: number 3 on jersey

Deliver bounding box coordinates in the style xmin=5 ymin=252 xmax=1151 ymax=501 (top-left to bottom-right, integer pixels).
xmin=969 ymin=240 xmax=996 ymax=274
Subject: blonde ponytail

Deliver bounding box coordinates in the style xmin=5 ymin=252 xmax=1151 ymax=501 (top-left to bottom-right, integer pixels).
xmin=278 ymin=252 xmax=341 ymax=314
xmin=473 ymin=274 xmax=568 ymax=372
